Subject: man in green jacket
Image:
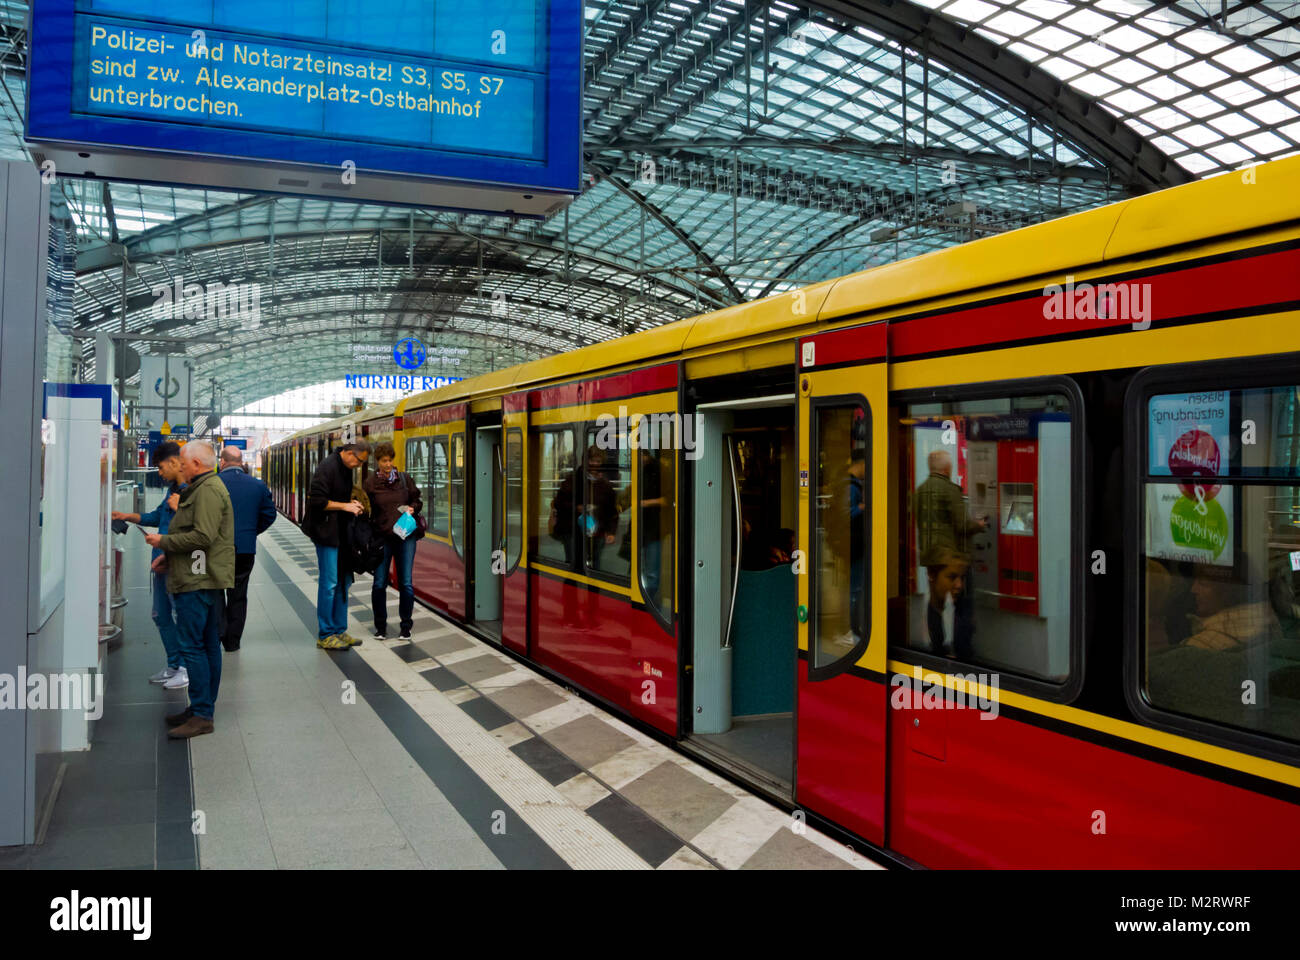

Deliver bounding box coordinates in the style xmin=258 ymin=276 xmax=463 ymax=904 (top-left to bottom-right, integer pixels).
xmin=145 ymin=440 xmax=235 ymax=739
xmin=914 ymin=447 xmax=987 ymax=659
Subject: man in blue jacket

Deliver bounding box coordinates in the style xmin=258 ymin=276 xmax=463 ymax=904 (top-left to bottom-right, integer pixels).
xmin=113 ymin=441 xmax=188 ymax=688
xmin=217 ymin=446 xmax=276 ymax=652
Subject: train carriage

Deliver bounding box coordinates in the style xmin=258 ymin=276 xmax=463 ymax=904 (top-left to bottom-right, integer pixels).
xmin=268 ymin=155 xmax=1300 ymax=867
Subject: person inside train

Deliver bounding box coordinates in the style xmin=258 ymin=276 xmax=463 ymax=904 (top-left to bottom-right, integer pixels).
xmin=617 ymin=448 xmax=670 ymax=596
xmin=922 ymin=546 xmax=970 ymax=658
xmin=363 ymin=442 xmax=423 ymax=641
xmin=769 ymin=528 xmax=796 ymax=566
xmin=1146 ymin=559 xmax=1280 ymax=729
xmin=849 ymin=447 xmax=865 ymax=635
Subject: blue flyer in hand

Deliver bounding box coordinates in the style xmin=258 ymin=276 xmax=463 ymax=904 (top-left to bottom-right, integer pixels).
xmin=393 ymin=512 xmax=417 ymax=540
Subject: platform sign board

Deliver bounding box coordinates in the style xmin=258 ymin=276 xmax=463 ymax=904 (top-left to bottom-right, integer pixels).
xmin=25 ymin=0 xmax=581 ymax=216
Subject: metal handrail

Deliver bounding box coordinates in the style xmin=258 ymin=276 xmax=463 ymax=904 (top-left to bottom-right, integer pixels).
xmin=723 ymin=435 xmax=741 ymax=650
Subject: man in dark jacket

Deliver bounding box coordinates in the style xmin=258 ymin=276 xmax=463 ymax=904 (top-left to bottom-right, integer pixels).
xmin=217 ymin=446 xmax=276 ymax=652
xmin=307 ymin=440 xmax=370 ymax=649
xmin=144 ymin=441 xmax=235 ymax=739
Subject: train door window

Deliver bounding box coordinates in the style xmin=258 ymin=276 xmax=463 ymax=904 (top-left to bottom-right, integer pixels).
xmin=406 ymin=438 xmax=430 ymax=532
xmin=533 ymin=428 xmax=576 ymax=567
xmin=638 ymin=444 xmax=674 ymax=622
xmin=1138 ymin=377 xmax=1300 ymax=746
xmin=582 ymin=425 xmax=632 ymax=582
xmin=811 ymin=401 xmax=869 ymax=673
xmin=450 ymin=432 xmax=465 ymax=558
xmin=505 ymin=428 xmax=523 ymax=570
xmin=896 ymin=386 xmax=1076 ymax=685
xmin=430 ymin=438 xmax=449 ymax=537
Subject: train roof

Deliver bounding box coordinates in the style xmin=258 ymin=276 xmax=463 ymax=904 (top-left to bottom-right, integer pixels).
xmin=281 ymin=154 xmax=1300 ymax=442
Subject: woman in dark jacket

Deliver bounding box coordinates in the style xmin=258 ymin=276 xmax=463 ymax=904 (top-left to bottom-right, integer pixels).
xmin=362 ymin=442 xmax=424 ymax=639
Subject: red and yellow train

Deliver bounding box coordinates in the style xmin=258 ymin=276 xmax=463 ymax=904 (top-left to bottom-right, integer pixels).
xmin=267 ymin=155 xmax=1300 ymax=868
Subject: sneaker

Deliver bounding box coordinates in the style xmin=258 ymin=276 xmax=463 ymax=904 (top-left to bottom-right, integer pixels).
xmin=162 ymin=667 xmax=189 ymax=690
xmin=165 ymin=707 xmax=193 ymax=727
xmin=167 ymin=716 xmax=214 ymax=739
xmin=149 ymin=667 xmax=180 ymax=685
xmin=316 ymin=634 xmax=350 ymax=650
xmin=398 ymin=630 xmax=412 ymax=641
xmin=342 ymin=633 xmax=363 ymax=647
xmin=372 ymin=629 xmax=388 ymax=641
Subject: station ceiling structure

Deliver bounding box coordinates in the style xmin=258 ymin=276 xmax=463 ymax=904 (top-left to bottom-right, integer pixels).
xmin=0 ymin=0 xmax=1297 ymax=411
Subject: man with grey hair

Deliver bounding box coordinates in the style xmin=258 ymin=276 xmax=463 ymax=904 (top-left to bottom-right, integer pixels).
xmin=217 ymin=445 xmax=276 ymax=651
xmin=144 ymin=441 xmax=235 ymax=738
xmin=914 ymin=445 xmax=987 ymax=659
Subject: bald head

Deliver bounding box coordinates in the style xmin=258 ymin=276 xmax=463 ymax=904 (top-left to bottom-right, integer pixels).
xmin=928 ymin=448 xmax=952 ymax=477
xmin=221 ymin=446 xmax=244 ymax=467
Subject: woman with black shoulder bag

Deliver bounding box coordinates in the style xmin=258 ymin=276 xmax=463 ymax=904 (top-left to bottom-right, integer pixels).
xmin=362 ymin=441 xmax=425 ymax=640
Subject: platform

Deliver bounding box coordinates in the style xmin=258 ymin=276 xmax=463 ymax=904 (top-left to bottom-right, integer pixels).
xmin=1 ymin=523 xmax=884 ymax=871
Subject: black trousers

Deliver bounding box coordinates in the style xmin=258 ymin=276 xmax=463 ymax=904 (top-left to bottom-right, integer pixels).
xmin=222 ymin=553 xmax=256 ymax=651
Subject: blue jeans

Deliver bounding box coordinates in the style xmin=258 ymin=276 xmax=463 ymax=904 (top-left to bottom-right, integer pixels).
xmin=151 ymin=571 xmax=183 ymax=670
xmin=372 ymin=535 xmax=416 ymax=634
xmin=315 ymin=545 xmax=352 ymax=638
xmin=173 ymin=589 xmax=223 ymax=720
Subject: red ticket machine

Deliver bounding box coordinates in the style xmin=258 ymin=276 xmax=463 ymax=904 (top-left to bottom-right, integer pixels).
xmin=996 ymin=440 xmax=1039 ymax=616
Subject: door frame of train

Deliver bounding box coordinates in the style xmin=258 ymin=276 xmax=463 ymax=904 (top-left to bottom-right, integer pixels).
xmin=795 ymin=323 xmax=889 ymax=847
xmin=466 ymin=408 xmax=504 ymax=636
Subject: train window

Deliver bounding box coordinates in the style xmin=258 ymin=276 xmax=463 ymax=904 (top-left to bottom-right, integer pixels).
xmin=406 ymin=438 xmax=430 ymax=529
xmin=582 ymin=426 xmax=632 ymax=582
xmin=533 ymin=428 xmax=577 ymax=567
xmin=812 ymin=402 xmax=869 ymax=673
xmin=896 ymin=389 xmax=1074 ymax=684
xmin=430 ymin=438 xmax=449 ymax=537
xmin=638 ymin=445 xmax=674 ymax=622
xmin=1140 ymin=381 xmax=1300 ymax=745
xmin=505 ymin=429 xmax=523 ymax=571
xmin=450 ymin=432 xmax=466 ymax=558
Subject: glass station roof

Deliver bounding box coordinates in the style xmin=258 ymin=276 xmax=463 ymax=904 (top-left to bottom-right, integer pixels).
xmin=1 ymin=0 xmax=1295 ymax=409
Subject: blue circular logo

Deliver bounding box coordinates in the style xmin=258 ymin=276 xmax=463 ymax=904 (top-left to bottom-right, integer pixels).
xmin=393 ymin=337 xmax=426 ymax=370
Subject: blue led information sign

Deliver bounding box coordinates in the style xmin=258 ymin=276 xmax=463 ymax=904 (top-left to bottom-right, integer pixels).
xmin=26 ymin=0 xmax=581 ymax=215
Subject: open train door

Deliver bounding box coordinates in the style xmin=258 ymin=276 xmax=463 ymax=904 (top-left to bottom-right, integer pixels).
xmin=795 ymin=322 xmax=888 ymax=847
xmin=500 ymin=391 xmax=528 ymax=656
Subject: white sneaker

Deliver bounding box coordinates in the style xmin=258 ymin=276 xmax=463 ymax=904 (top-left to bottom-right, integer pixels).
xmin=163 ymin=667 xmax=189 ymax=690
xmin=149 ymin=667 xmax=179 ymax=685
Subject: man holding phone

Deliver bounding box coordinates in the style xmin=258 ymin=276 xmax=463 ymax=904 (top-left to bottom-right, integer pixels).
xmin=113 ymin=441 xmax=188 ymax=688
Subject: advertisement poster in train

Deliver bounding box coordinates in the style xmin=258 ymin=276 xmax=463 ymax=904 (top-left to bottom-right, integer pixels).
xmin=1146 ymin=391 xmax=1234 ymax=567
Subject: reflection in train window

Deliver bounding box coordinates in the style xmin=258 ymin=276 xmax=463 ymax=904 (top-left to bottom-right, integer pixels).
xmin=897 ymin=391 xmax=1073 ymax=683
xmin=430 ymin=437 xmax=449 ymax=537
xmin=450 ymin=433 xmax=465 ymax=558
xmin=583 ymin=428 xmax=631 ymax=581
xmin=1142 ymin=383 xmax=1300 ymax=743
xmin=505 ymin=429 xmax=523 ymax=571
xmin=533 ymin=429 xmax=576 ymax=567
